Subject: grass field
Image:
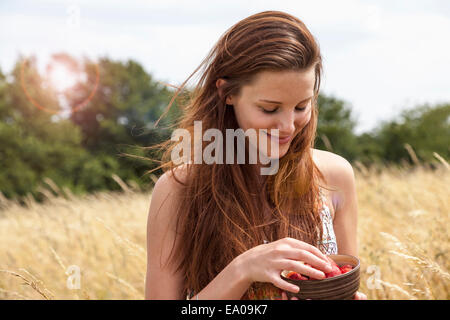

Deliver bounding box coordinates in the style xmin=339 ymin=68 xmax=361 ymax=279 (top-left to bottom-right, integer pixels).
xmin=0 ymin=163 xmax=448 ymax=300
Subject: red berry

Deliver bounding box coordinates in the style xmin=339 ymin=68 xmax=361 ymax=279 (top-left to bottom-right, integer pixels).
xmin=287 ymin=271 xmax=302 ymax=280
xmin=325 ymin=265 xmax=342 ymax=278
xmin=339 ymin=264 xmax=353 ymax=274
xmin=286 ymin=271 xmax=309 ymax=280
xmin=325 ymin=256 xmax=339 ymax=268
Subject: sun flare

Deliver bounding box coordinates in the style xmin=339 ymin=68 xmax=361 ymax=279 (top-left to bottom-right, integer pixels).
xmin=47 ymin=62 xmax=78 ymax=92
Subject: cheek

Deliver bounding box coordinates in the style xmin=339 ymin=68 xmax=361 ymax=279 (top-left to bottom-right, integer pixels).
xmin=232 ymin=108 xmax=249 ymax=130
xmin=296 ymin=109 xmax=312 ymax=128
xmin=233 ymin=106 xmax=269 ymax=131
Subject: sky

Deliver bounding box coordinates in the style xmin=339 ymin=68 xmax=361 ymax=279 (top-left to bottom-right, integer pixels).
xmin=1 ymin=0 xmax=450 ymax=134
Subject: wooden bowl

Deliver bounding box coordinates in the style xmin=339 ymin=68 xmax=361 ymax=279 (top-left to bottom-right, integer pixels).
xmin=280 ymin=254 xmax=360 ymax=300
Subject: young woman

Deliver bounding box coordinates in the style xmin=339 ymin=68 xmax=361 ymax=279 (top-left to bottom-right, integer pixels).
xmin=145 ymin=10 xmax=367 ymax=300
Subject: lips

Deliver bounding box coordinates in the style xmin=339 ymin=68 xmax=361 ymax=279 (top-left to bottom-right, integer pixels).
xmin=265 ymin=131 xmax=292 ymax=144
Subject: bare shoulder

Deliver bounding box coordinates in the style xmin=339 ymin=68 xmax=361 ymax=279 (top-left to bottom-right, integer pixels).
xmin=145 ymin=164 xmax=190 ymax=299
xmin=153 ymin=164 xmax=189 ymax=192
xmin=148 ymin=164 xmax=190 ymax=231
xmin=311 ymin=149 xmax=356 ymax=216
xmin=311 ymin=148 xmax=354 ymax=188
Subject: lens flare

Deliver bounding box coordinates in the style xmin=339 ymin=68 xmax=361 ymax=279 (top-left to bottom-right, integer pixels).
xmin=20 ymin=57 xmax=99 ymax=114
xmin=47 ymin=62 xmax=78 ymax=92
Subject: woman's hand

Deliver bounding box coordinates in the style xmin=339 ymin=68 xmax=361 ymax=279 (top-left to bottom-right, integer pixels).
xmin=235 ymin=237 xmax=333 ymax=294
xmin=353 ymin=291 xmax=367 ymax=300
xmin=281 ymin=291 xmax=298 ymax=300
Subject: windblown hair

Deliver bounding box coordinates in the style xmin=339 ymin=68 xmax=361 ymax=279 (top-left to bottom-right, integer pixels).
xmin=147 ymin=10 xmax=331 ymax=299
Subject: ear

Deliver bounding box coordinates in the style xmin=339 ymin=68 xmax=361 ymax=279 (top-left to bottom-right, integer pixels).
xmin=216 ymin=78 xmax=234 ymax=105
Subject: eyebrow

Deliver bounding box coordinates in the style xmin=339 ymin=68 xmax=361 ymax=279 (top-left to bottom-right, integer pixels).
xmin=258 ymin=95 xmax=313 ymax=105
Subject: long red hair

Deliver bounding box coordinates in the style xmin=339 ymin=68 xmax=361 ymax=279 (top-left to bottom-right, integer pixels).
xmin=146 ymin=10 xmax=329 ymax=298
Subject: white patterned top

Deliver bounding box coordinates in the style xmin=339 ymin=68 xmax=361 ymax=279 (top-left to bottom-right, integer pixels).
xmin=262 ymin=190 xmax=338 ymax=255
xmin=316 ymin=189 xmax=338 ymax=255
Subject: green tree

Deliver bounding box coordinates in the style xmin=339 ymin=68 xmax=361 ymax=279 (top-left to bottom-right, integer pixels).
xmin=354 ymin=132 xmax=384 ymax=166
xmin=315 ymin=94 xmax=359 ymax=161
xmin=372 ymin=103 xmax=450 ymax=165
xmin=0 ymin=57 xmax=128 ymax=199
xmin=66 ymin=57 xmax=181 ymax=183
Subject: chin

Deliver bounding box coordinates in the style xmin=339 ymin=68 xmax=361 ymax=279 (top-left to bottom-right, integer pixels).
xmin=261 ymin=143 xmax=290 ymax=160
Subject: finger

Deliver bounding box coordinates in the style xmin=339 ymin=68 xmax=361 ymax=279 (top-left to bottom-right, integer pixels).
xmin=282 ymin=290 xmax=298 ymax=300
xmin=272 ymin=275 xmax=300 ymax=294
xmin=281 ymin=259 xmax=326 ymax=279
xmin=283 ymin=237 xmax=329 ymax=263
xmin=283 ymin=249 xmax=333 ymax=273
xmin=354 ymin=291 xmax=367 ymax=300
xmin=303 ymin=243 xmax=330 ymax=263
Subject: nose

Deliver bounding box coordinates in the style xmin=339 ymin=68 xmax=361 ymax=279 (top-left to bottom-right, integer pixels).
xmin=276 ymin=109 xmax=296 ymax=136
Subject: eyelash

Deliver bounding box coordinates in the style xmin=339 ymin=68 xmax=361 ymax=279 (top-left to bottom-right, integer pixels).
xmin=261 ymin=106 xmax=307 ymax=114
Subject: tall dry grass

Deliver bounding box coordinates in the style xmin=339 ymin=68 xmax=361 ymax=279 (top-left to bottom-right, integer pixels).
xmin=0 ymin=160 xmax=448 ymax=300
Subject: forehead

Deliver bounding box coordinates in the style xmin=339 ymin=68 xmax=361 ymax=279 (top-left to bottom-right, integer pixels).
xmin=240 ymin=68 xmax=316 ymax=101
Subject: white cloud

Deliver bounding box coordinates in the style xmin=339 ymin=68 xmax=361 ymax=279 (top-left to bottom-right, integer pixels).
xmin=321 ymin=8 xmax=450 ymax=132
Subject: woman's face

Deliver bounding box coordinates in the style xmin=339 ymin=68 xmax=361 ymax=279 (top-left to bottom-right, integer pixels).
xmin=218 ymin=68 xmax=315 ymax=159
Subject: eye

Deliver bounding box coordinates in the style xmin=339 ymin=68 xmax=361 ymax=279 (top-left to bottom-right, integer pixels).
xmin=261 ymin=108 xmax=278 ymax=114
xmin=259 ymin=105 xmax=308 ymax=114
xmin=295 ymin=106 xmax=307 ymax=112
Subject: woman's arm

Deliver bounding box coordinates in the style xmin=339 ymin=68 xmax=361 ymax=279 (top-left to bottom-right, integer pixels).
xmin=145 ymin=170 xmax=185 ymax=299
xmin=331 ymin=157 xmax=358 ymax=257
xmin=329 ymin=157 xmax=367 ymax=300
xmin=145 ymin=168 xmax=252 ymax=300
xmin=188 ymin=256 xmax=252 ymax=300
xmin=313 ymin=149 xmax=358 ymax=256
